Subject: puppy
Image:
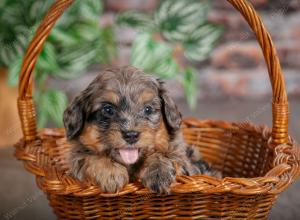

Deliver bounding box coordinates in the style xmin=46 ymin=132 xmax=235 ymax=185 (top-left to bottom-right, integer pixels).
xmin=63 ymin=66 xmax=217 ymax=194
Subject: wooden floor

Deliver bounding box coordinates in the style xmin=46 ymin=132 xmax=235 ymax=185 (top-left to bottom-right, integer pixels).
xmin=1 ymin=98 xmax=300 ymax=220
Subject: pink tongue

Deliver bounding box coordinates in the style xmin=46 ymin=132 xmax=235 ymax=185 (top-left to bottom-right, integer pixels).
xmin=119 ymin=148 xmax=139 ymax=165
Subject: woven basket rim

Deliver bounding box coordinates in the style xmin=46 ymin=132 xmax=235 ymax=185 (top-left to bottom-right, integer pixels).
xmin=15 ymin=119 xmax=300 ymax=197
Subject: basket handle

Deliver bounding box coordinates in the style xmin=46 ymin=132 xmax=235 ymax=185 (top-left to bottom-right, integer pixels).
xmin=18 ymin=0 xmax=289 ymax=145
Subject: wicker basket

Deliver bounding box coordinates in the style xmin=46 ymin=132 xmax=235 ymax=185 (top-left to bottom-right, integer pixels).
xmin=15 ymin=0 xmax=300 ymax=219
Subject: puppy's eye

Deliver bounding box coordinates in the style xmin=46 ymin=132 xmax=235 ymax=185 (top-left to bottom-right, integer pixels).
xmin=144 ymin=105 xmax=153 ymax=115
xmin=101 ymin=104 xmax=115 ymax=117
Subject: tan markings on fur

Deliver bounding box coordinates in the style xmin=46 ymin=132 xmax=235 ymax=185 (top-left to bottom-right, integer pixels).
xmin=79 ymin=124 xmax=104 ymax=152
xmin=106 ymin=129 xmax=124 ymax=149
xmin=173 ymin=162 xmax=183 ymax=175
xmin=154 ymin=120 xmax=170 ymax=152
xmin=93 ymin=90 xmax=120 ymax=109
xmin=84 ymin=156 xmax=129 ymax=193
xmin=102 ymin=90 xmax=120 ymax=104
xmin=137 ymin=127 xmax=156 ymax=150
xmin=137 ymin=90 xmax=155 ymax=104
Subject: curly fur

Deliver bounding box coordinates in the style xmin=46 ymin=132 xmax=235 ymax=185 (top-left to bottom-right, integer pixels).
xmin=63 ymin=66 xmax=220 ymax=194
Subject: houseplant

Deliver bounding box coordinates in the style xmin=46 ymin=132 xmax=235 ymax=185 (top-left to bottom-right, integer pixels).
xmin=117 ymin=0 xmax=223 ymax=108
xmin=0 ymin=0 xmax=116 ymax=128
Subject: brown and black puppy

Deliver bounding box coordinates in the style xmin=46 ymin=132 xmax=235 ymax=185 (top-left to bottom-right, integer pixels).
xmin=63 ymin=66 xmax=217 ymax=194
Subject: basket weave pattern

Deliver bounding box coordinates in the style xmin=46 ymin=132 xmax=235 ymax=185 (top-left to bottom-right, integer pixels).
xmin=15 ymin=0 xmax=300 ymax=219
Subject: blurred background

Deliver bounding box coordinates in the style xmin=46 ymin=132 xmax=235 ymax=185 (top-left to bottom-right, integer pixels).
xmin=1 ymin=0 xmax=300 ymax=219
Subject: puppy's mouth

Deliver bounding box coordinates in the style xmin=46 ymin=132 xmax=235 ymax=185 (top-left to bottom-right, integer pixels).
xmin=118 ymin=148 xmax=139 ymax=165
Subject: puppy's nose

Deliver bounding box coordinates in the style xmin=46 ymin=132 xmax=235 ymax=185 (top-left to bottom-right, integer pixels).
xmin=122 ymin=130 xmax=140 ymax=144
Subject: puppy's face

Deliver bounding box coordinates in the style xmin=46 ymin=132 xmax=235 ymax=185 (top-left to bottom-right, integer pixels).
xmin=63 ymin=67 xmax=181 ymax=166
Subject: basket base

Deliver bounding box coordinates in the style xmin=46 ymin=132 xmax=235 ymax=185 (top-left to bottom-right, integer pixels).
xmin=47 ymin=192 xmax=276 ymax=219
xmin=14 ymin=119 xmax=299 ymax=219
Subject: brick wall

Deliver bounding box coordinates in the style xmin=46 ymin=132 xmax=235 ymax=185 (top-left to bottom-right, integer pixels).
xmin=103 ymin=0 xmax=300 ymax=99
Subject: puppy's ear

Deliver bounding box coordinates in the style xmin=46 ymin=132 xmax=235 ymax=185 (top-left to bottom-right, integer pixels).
xmin=159 ymin=81 xmax=182 ymax=133
xmin=63 ymin=96 xmax=86 ymax=140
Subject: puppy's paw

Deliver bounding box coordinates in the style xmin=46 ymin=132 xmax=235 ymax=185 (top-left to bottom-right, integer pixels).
xmin=96 ymin=167 xmax=129 ymax=193
xmin=140 ymin=159 xmax=176 ymax=194
xmin=85 ymin=157 xmax=129 ymax=193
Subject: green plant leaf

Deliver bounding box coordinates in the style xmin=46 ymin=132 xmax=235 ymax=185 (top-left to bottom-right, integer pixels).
xmin=155 ymin=0 xmax=211 ymax=42
xmin=97 ymin=26 xmax=117 ymax=64
xmin=38 ymin=90 xmax=68 ymax=127
xmin=58 ymin=0 xmax=103 ymax=26
xmin=117 ymin=11 xmax=155 ymax=31
xmin=131 ymin=32 xmax=178 ymax=79
xmin=54 ymin=42 xmax=97 ymax=79
xmin=184 ymin=23 xmax=223 ymax=61
xmin=49 ymin=28 xmax=80 ymax=46
xmin=0 ymin=33 xmax=28 ymax=67
xmin=7 ymin=55 xmax=23 ymax=86
xmin=29 ymin=1 xmax=52 ymax=23
xmin=36 ymin=42 xmax=59 ymax=74
xmin=155 ymin=56 xmax=179 ymax=78
xmin=75 ymin=0 xmax=103 ymax=20
xmin=73 ymin=23 xmax=100 ymax=41
xmin=0 ymin=45 xmax=15 ymax=67
xmin=35 ymin=71 xmax=48 ymax=89
xmin=78 ymin=1 xmax=102 ymax=21
xmin=183 ymin=67 xmax=198 ymax=109
xmin=0 ymin=0 xmax=8 ymax=9
xmin=37 ymin=103 xmax=50 ymax=129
